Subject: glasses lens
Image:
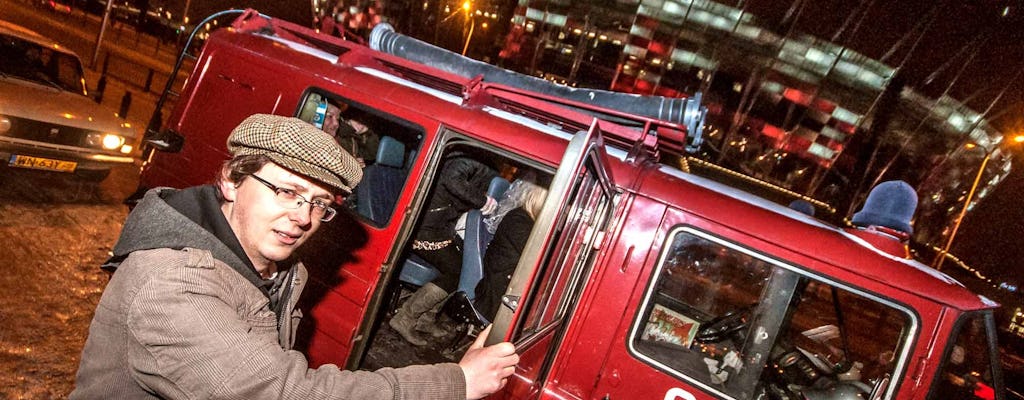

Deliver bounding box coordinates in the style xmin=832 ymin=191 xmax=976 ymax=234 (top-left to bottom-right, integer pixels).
xmin=319 ymin=206 xmax=337 ymax=222
xmin=274 ymin=190 xmax=304 ymax=210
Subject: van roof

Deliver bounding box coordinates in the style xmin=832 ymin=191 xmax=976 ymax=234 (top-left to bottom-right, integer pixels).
xmin=218 ymin=13 xmax=995 ymax=313
xmin=637 ymin=166 xmax=996 ymax=312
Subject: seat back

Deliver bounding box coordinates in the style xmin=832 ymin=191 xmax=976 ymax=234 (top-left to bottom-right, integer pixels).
xmin=458 ymin=177 xmax=511 ymax=299
xmin=355 ymin=136 xmax=405 ymax=224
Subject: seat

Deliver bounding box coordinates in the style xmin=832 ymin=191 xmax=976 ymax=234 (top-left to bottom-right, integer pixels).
xmin=355 ymin=136 xmax=406 ymax=225
xmin=398 ymin=176 xmax=509 ymax=289
xmin=457 ymin=177 xmax=510 ymax=299
xmin=438 ymin=177 xmax=510 ymax=330
xmin=398 ymin=253 xmax=439 ymax=287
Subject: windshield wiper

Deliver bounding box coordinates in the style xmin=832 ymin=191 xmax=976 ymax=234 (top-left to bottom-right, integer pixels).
xmin=30 ymin=73 xmax=68 ymax=91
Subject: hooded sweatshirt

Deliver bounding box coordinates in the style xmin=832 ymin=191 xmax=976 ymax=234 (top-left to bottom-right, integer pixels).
xmin=71 ymin=187 xmax=466 ymax=399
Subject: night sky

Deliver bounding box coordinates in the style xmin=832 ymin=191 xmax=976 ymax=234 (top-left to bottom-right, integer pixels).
xmin=743 ymin=0 xmax=1024 ymax=289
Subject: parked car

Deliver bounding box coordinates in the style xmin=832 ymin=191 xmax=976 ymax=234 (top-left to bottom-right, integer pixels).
xmin=38 ymin=0 xmax=74 ymax=14
xmin=0 ymin=20 xmax=136 ymax=181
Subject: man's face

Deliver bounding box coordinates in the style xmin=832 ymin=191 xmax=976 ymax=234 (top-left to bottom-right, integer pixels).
xmin=220 ymin=162 xmax=334 ymax=273
xmin=322 ymin=104 xmax=342 ymax=137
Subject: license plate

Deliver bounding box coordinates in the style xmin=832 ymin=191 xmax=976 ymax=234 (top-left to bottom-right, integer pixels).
xmin=8 ymin=154 xmax=77 ymax=173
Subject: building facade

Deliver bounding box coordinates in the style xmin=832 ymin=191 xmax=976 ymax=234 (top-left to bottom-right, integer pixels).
xmin=499 ymin=0 xmax=1013 ymax=250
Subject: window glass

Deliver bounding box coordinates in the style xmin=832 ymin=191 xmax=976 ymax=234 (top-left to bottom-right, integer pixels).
xmin=0 ymin=35 xmax=83 ymax=93
xmin=516 ymin=162 xmax=612 ymax=339
xmin=296 ymin=91 xmax=423 ymax=225
xmin=930 ymin=313 xmax=998 ymax=400
xmin=53 ymin=53 xmax=85 ymax=93
xmin=631 ymin=228 xmax=912 ymax=399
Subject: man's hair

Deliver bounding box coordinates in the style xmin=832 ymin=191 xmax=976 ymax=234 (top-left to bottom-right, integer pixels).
xmin=215 ymin=154 xmax=271 ymax=202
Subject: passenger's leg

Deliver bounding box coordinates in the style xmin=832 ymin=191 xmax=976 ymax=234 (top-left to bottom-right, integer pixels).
xmin=390 ymin=282 xmax=448 ymax=346
xmin=391 ymin=245 xmax=462 ymax=345
xmin=412 ymin=245 xmax=463 ymax=338
xmin=474 ymin=261 xmax=515 ymax=322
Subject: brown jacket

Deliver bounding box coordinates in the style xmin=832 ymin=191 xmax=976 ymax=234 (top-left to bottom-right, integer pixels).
xmin=71 ymin=187 xmax=466 ymax=399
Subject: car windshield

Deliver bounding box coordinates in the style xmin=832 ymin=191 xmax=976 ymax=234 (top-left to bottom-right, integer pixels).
xmin=0 ymin=33 xmax=86 ymax=94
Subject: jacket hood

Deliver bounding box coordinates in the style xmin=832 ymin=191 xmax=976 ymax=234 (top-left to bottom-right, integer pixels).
xmin=104 ymin=187 xmax=249 ymax=275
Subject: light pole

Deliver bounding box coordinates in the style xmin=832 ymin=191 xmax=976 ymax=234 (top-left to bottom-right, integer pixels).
xmin=933 ymin=134 xmax=1024 ymax=270
xmin=460 ymin=0 xmax=473 ymax=56
xmin=91 ymin=0 xmax=116 ymax=68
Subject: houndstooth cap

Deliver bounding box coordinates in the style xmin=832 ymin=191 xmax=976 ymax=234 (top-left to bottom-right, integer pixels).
xmin=227 ymin=114 xmax=363 ymax=194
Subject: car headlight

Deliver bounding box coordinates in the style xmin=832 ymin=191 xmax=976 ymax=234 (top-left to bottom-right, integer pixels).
xmin=86 ymin=133 xmax=126 ymax=150
xmin=0 ymin=116 xmax=10 ymax=133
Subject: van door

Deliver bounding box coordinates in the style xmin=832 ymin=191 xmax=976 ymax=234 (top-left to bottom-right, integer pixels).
xmin=486 ymin=120 xmax=617 ymax=398
xmin=593 ymin=221 xmax=918 ymax=400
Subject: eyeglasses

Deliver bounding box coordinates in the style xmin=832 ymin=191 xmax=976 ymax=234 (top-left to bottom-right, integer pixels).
xmin=247 ymin=174 xmax=337 ymax=222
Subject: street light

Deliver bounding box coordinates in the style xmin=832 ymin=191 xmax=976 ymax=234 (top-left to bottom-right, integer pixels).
xmin=933 ymin=134 xmax=1024 ymax=270
xmin=460 ymin=0 xmax=473 ymax=56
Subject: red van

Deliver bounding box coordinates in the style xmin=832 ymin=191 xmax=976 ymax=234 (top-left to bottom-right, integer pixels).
xmin=137 ymin=10 xmax=1005 ymax=400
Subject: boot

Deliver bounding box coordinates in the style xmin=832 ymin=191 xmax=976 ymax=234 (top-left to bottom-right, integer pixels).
xmin=389 ymin=282 xmax=447 ymax=346
xmin=416 ymin=304 xmax=455 ymax=338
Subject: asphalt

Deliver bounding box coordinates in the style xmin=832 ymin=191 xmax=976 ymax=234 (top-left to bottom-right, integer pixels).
xmin=0 ymin=6 xmax=185 ymax=396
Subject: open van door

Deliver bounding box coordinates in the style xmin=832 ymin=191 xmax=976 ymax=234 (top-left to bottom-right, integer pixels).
xmin=485 ymin=120 xmax=618 ymax=398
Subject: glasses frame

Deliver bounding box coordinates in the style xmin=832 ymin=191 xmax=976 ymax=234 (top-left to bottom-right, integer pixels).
xmin=247 ymin=174 xmax=337 ymax=222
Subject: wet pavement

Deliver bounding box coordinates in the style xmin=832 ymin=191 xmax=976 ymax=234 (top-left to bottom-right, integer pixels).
xmin=0 ymin=164 xmax=141 ymax=399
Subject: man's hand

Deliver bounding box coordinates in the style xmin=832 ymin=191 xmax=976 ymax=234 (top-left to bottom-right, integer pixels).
xmin=348 ymin=119 xmax=369 ymax=135
xmin=459 ymin=325 xmax=518 ymax=400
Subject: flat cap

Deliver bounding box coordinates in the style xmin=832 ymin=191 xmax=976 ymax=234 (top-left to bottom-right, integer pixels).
xmin=228 ymin=114 xmax=363 ymax=194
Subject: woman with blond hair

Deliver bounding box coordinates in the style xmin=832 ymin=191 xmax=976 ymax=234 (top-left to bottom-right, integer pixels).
xmin=474 ymin=179 xmax=548 ymax=321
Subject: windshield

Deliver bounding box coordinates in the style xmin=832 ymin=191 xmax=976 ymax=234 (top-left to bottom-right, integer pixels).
xmin=0 ymin=33 xmax=86 ymax=94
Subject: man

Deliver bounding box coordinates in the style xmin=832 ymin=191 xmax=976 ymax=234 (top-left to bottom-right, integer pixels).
xmin=321 ymin=101 xmax=379 ymax=167
xmin=71 ymin=114 xmax=518 ymax=399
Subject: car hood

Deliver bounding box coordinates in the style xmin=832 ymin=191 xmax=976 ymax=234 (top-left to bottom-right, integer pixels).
xmin=0 ymin=77 xmax=136 ymax=138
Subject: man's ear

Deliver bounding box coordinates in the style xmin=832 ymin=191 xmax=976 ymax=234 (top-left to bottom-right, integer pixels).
xmin=218 ymin=166 xmax=238 ymax=202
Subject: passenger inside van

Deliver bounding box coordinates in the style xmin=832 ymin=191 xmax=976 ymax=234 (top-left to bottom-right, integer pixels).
xmin=389 ymin=152 xmax=498 ymax=346
xmin=473 ymin=177 xmax=548 ymax=322
xmin=299 ymin=95 xmax=380 ymax=167
xmin=332 ymin=107 xmax=379 ymax=167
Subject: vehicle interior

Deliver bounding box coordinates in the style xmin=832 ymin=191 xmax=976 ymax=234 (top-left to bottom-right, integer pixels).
xmin=297 ymin=89 xmax=557 ymax=367
xmin=630 ymin=228 xmax=910 ymax=399
xmin=297 ymin=90 xmax=424 ymax=226
xmin=359 ymin=140 xmax=555 ymax=368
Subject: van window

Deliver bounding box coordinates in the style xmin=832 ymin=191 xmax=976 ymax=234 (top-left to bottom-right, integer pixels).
xmin=929 ymin=312 xmax=998 ymax=400
xmin=515 ymin=160 xmax=613 ymax=339
xmin=630 ymin=228 xmax=912 ymax=399
xmin=296 ymin=90 xmax=423 ymax=225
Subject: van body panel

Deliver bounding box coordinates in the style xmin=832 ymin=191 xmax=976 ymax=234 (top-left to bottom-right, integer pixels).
xmin=138 ymin=13 xmax=1004 ymax=400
